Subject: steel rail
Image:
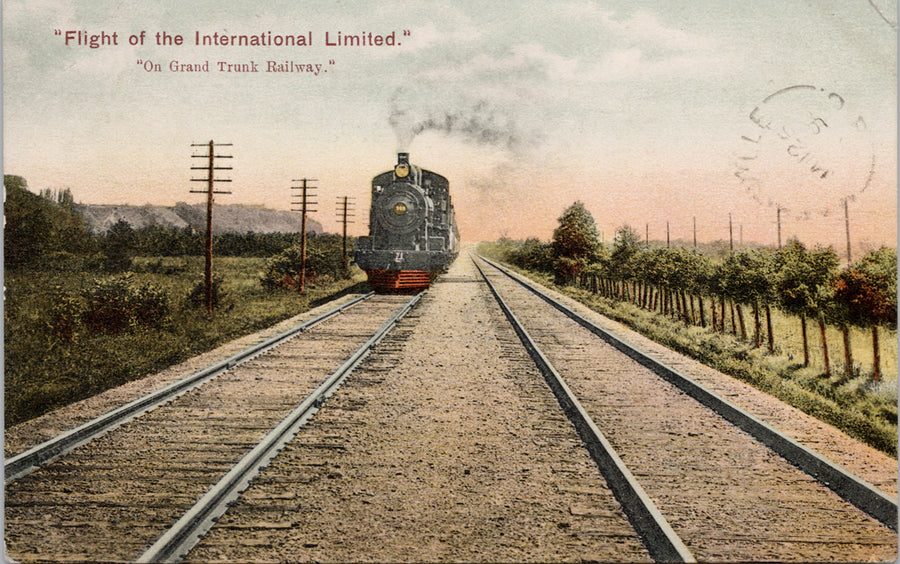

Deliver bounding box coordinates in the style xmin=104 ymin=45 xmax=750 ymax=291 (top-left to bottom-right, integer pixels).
xmin=478 ymin=254 xmax=899 ymax=532
xmin=5 ymin=292 xmax=375 ymax=484
xmin=473 ymin=257 xmax=695 ymax=563
xmin=136 ymin=291 xmax=422 ymax=563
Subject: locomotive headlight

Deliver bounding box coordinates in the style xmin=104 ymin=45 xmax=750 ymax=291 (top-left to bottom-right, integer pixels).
xmin=394 ymin=164 xmax=409 ymax=178
xmin=392 ymin=202 xmax=408 ymax=215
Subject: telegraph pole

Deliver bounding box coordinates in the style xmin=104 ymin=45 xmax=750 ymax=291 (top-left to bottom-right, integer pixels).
xmin=776 ymin=206 xmax=782 ymax=250
xmin=291 ymin=178 xmax=318 ymax=294
xmin=666 ymin=221 xmax=670 ymax=248
xmin=335 ymin=196 xmax=355 ymax=278
xmin=843 ymin=198 xmax=852 ymax=263
xmin=729 ymin=213 xmax=734 ymax=251
xmin=693 ymin=216 xmax=697 ymax=248
xmin=190 ymin=140 xmax=232 ymax=314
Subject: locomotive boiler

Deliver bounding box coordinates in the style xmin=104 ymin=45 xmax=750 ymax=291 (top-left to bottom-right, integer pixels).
xmin=353 ymin=153 xmax=459 ymax=292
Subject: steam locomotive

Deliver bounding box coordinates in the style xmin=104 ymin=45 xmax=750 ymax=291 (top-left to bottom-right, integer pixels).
xmin=353 ymin=153 xmax=459 ymax=292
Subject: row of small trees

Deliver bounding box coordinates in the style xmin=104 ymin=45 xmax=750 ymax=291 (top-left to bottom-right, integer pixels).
xmin=500 ymin=202 xmax=897 ymax=381
xmin=104 ymin=222 xmax=307 ymax=260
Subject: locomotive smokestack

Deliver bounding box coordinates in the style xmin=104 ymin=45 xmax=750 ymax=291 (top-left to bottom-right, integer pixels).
xmin=397 ymin=152 xmax=409 ymax=166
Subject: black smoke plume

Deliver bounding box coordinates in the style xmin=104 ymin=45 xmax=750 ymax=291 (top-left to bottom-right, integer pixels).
xmin=388 ymin=84 xmax=543 ymax=154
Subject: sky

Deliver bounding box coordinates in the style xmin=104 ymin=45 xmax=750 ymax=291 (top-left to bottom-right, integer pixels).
xmin=3 ymin=0 xmax=897 ymax=256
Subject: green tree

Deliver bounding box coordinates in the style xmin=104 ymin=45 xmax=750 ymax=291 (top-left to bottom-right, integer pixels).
xmin=808 ymin=248 xmax=841 ymax=377
xmin=852 ymin=248 xmax=898 ymax=326
xmin=635 ymin=246 xmax=672 ymax=314
xmin=832 ymin=248 xmax=897 ymax=381
xmin=608 ymin=224 xmax=641 ymax=299
xmin=611 ymin=224 xmax=641 ymax=262
xmin=4 ymin=176 xmax=96 ymax=269
xmin=688 ymin=250 xmax=715 ymax=328
xmin=671 ymin=248 xmax=712 ymax=326
xmin=102 ymin=219 xmax=136 ymax=272
xmin=709 ymin=258 xmax=741 ymax=335
xmin=552 ymin=201 xmax=601 ymax=260
xmin=772 ymin=239 xmax=839 ymax=369
xmin=551 ymin=201 xmax=601 ymax=283
xmin=58 ymin=188 xmax=75 ymax=208
xmin=4 ymin=175 xmax=52 ymax=268
xmin=718 ymin=249 xmax=774 ymax=349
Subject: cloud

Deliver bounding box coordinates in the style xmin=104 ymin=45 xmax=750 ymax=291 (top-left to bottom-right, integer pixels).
xmin=4 ymin=0 xmax=77 ymax=70
xmin=414 ymin=42 xmax=577 ymax=86
xmin=409 ymin=4 xmax=726 ymax=86
xmin=586 ymin=47 xmax=730 ymax=82
xmin=549 ymin=2 xmax=726 ymax=81
xmin=557 ymin=2 xmax=715 ymax=51
xmin=599 ymin=9 xmax=716 ymax=52
xmin=393 ymin=20 xmax=482 ymax=53
xmin=383 ymin=4 xmax=727 ymax=158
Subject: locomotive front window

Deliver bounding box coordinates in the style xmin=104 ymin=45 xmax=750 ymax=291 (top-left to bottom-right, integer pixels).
xmin=392 ymin=202 xmax=407 ymax=215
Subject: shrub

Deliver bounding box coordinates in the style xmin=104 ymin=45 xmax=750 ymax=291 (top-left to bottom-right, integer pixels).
xmin=38 ymin=251 xmax=106 ymax=272
xmin=261 ymin=236 xmax=349 ymax=291
xmin=138 ymin=257 xmax=190 ymax=275
xmin=261 ymin=246 xmax=304 ymax=290
xmin=50 ymin=290 xmax=86 ymax=341
xmin=507 ymin=238 xmax=554 ymax=272
xmin=186 ymin=275 xmax=227 ymax=310
xmin=82 ymin=274 xmax=170 ymax=333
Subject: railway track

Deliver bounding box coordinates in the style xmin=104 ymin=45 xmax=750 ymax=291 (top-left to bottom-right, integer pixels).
xmin=5 ymin=252 xmax=897 ymax=562
xmin=5 ymin=293 xmax=376 ymax=484
xmin=180 ymin=257 xmax=653 ymax=563
xmin=473 ymin=254 xmax=897 ymax=562
xmin=4 ymin=292 xmax=420 ymax=563
xmin=473 ymin=257 xmax=692 ymax=562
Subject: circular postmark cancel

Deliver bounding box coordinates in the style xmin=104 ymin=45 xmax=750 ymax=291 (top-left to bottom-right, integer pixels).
xmin=866 ymin=0 xmax=898 ymax=30
xmin=733 ymin=85 xmax=874 ymax=219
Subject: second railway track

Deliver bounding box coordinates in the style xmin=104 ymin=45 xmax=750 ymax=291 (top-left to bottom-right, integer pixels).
xmin=5 ymin=293 xmax=419 ymax=562
xmin=474 ymin=254 xmax=897 ymax=562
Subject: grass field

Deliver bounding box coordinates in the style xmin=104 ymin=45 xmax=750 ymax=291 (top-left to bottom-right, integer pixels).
xmin=769 ymin=308 xmax=897 ymax=386
xmin=4 ymin=256 xmax=367 ymax=427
